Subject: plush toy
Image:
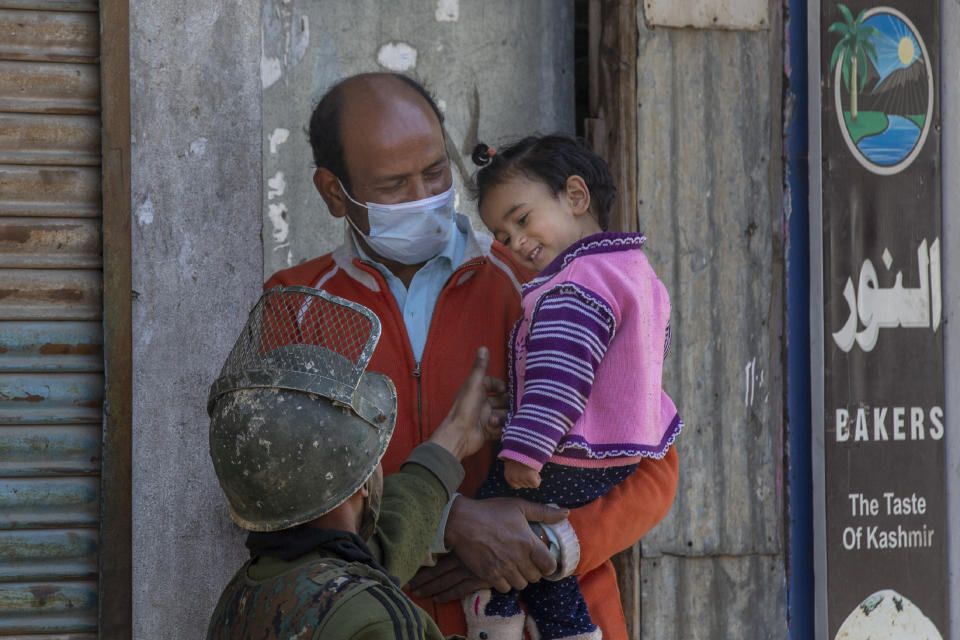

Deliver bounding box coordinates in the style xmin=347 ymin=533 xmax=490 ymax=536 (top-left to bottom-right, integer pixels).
xmin=462 ymin=589 xmax=525 ymax=640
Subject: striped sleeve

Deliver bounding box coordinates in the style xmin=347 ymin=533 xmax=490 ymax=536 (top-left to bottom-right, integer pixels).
xmin=499 ymin=284 xmax=615 ymax=470
xmin=345 ymin=584 xmax=427 ymax=640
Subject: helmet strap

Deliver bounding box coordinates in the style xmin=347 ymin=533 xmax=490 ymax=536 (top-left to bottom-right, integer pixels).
xmin=358 ymin=467 xmax=382 ymax=540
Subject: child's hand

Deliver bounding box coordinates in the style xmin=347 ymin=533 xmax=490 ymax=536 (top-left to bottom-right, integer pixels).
xmin=504 ymin=459 xmax=541 ymax=489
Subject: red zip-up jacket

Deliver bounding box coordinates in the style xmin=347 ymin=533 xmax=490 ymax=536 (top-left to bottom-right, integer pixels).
xmin=265 ymin=225 xmax=679 ymax=639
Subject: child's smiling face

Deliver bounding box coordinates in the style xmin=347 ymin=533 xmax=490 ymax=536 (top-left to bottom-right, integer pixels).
xmin=479 ymin=175 xmax=601 ymax=272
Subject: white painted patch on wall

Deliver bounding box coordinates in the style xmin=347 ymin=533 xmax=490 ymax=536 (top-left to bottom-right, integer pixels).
xmin=377 ymin=42 xmax=417 ymax=71
xmin=435 ymin=0 xmax=459 ymax=22
xmin=267 ymin=203 xmax=290 ymax=243
xmin=267 ymin=172 xmax=286 ymax=200
xmin=291 ymin=15 xmax=310 ymax=65
xmin=262 ymin=55 xmax=283 ymax=89
xmin=437 ymin=99 xmax=447 ymax=114
xmin=178 ymin=235 xmax=193 ymax=271
xmin=744 ymin=356 xmax=766 ymax=406
xmin=272 ymin=244 xmax=293 ymax=267
xmin=136 ymin=198 xmax=155 ymax=226
xmin=189 ymin=137 xmax=207 ymax=157
xmin=268 ymin=128 xmax=290 ymax=154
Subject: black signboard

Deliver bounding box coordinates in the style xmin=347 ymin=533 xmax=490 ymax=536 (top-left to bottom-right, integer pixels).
xmin=817 ymin=1 xmax=947 ymax=637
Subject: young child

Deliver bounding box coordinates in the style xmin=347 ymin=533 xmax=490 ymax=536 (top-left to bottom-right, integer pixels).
xmin=464 ymin=135 xmax=683 ymax=640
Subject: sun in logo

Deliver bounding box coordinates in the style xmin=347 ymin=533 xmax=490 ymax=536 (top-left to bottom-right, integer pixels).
xmin=897 ymin=36 xmax=915 ymax=65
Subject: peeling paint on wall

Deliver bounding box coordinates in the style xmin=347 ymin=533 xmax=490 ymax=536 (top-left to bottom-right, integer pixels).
xmin=435 ymin=0 xmax=459 ymax=22
xmin=189 ymin=137 xmax=207 ymax=157
xmin=267 ymin=172 xmax=286 ymax=200
xmin=268 ymin=128 xmax=289 ymax=154
xmin=267 ymin=203 xmax=289 ymax=243
xmin=376 ymin=42 xmax=417 ymax=71
xmin=261 ymin=0 xmax=311 ymax=89
xmin=291 ymin=16 xmax=310 ymax=65
xmin=135 ymin=198 xmax=154 ymax=226
xmin=261 ymin=53 xmax=282 ymax=89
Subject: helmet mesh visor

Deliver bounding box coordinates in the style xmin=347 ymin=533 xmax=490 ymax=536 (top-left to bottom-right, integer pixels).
xmin=214 ymin=287 xmax=381 ymax=400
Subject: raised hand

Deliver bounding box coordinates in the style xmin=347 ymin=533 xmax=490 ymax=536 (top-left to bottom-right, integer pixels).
xmin=428 ymin=347 xmax=506 ymax=461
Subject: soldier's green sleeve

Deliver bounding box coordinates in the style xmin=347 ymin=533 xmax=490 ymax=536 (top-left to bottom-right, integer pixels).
xmin=366 ymin=442 xmax=464 ymax=584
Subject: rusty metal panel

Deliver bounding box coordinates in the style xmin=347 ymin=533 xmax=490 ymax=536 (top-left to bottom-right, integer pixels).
xmin=0 ymin=373 xmax=102 ymax=423
xmin=0 ymin=426 xmax=100 ymax=475
xmin=0 ymin=2 xmax=106 ymax=636
xmin=641 ymin=554 xmax=787 ymax=639
xmin=0 ymin=1 xmax=97 ymax=11
xmin=0 ymin=217 xmax=100 ymax=268
xmin=0 ymin=9 xmax=97 ymax=63
xmin=635 ymin=25 xmax=781 ymax=559
xmin=0 ymin=636 xmax=95 ymax=640
xmin=0 ymin=321 xmax=102 ymax=372
xmin=0 ymin=165 xmax=100 ymax=217
xmin=630 ymin=9 xmax=787 ymax=636
xmin=0 ymin=61 xmax=98 ymax=114
xmin=644 ymin=0 xmax=769 ymax=31
xmin=0 ymin=477 xmax=98 ymax=528
xmin=0 ymin=113 xmax=99 ymax=165
xmin=0 ymin=529 xmax=97 ymax=580
xmin=0 ymin=581 xmax=97 ymax=634
xmin=0 ymin=269 xmax=101 ymax=320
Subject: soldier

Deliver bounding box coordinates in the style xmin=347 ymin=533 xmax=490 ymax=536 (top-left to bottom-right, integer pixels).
xmin=205 ymin=287 xmax=519 ymax=639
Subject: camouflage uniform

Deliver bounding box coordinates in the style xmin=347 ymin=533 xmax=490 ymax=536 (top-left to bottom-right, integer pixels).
xmin=207 ymin=442 xmax=466 ymax=640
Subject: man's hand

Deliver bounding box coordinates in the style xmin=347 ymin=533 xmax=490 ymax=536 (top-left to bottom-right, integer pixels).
xmin=442 ymin=497 xmax=568 ymax=594
xmin=428 ymin=347 xmax=506 ymax=460
xmin=408 ymin=554 xmax=488 ymax=602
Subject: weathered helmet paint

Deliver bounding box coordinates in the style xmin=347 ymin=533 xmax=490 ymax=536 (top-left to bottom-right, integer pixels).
xmin=208 ymin=286 xmax=396 ymax=532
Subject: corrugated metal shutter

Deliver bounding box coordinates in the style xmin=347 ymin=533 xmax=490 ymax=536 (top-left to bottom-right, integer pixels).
xmin=0 ymin=1 xmax=102 ymax=636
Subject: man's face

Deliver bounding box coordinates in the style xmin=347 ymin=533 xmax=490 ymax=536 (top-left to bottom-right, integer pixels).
xmin=338 ymin=90 xmax=452 ymax=236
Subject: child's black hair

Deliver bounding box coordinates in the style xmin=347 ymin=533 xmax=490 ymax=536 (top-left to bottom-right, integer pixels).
xmin=470 ymin=135 xmax=616 ymax=231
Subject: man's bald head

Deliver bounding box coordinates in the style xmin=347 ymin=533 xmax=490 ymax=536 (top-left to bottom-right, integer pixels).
xmin=308 ymin=73 xmax=444 ymax=191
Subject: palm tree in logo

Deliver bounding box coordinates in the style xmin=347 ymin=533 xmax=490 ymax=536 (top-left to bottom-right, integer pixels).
xmin=829 ymin=4 xmax=879 ymax=122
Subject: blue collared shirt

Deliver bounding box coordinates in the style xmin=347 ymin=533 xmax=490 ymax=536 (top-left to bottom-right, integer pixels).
xmin=352 ymin=222 xmax=467 ymax=362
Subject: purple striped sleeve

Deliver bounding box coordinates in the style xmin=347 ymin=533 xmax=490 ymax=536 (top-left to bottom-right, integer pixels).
xmin=499 ymin=284 xmax=615 ymax=470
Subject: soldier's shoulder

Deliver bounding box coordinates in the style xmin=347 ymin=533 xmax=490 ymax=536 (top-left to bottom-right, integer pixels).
xmin=207 ymin=556 xmax=386 ymax=640
xmin=305 ymin=555 xmax=387 ymax=593
xmin=318 ymin=580 xmax=432 ymax=640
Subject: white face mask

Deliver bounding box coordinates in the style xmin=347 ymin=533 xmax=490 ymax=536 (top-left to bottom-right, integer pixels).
xmin=338 ymin=179 xmax=457 ymax=265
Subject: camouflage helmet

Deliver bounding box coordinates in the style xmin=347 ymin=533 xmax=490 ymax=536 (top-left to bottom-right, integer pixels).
xmin=207 ymin=286 xmax=396 ymax=532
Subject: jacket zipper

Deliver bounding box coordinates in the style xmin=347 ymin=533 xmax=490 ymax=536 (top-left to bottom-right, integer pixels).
xmin=413 ymin=360 xmax=423 ymax=443
xmin=410 ymin=258 xmax=486 ymax=445
xmin=356 ymin=256 xmax=487 ymax=447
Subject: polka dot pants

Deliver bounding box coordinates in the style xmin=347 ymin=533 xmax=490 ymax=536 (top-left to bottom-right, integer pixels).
xmin=476 ymin=460 xmax=638 ymax=639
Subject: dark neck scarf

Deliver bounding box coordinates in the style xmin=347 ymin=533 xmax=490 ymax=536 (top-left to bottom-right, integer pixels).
xmin=245 ymin=527 xmax=397 ymax=584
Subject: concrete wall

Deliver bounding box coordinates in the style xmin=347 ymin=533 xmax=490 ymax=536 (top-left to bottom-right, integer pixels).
xmin=129 ymin=1 xmax=263 ymax=638
xmin=634 ymin=1 xmax=788 ymax=636
xmin=260 ymin=0 xmax=574 ymax=279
